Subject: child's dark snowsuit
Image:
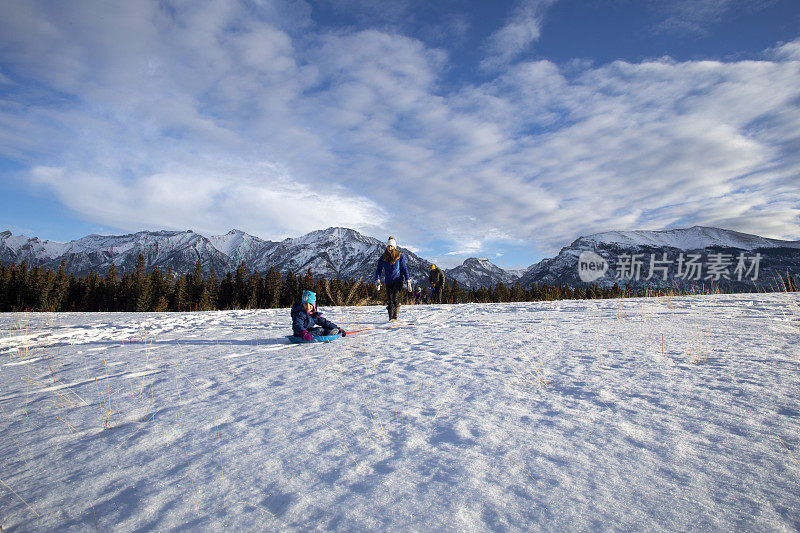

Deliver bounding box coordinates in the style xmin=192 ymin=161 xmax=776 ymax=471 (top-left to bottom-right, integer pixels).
xmin=291 ymin=303 xmax=339 ymax=337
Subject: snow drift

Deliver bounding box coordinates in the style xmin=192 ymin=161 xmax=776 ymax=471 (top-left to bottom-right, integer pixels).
xmin=0 ymin=294 xmax=799 ymax=531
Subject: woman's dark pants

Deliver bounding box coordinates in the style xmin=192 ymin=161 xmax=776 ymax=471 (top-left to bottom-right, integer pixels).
xmin=387 ymin=280 xmax=404 ymax=319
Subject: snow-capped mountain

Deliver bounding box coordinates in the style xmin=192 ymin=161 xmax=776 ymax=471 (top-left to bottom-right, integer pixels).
xmin=519 ymin=226 xmax=800 ymax=291
xmin=0 ymin=231 xmax=69 ymax=266
xmin=244 ymin=227 xmax=432 ymax=284
xmin=573 ymin=226 xmax=800 ymax=252
xmin=505 ymin=267 xmax=532 ymax=279
xmin=207 ymin=229 xmax=272 ymax=268
xmin=445 ymin=257 xmax=522 ymax=289
xmin=0 ymin=227 xmax=433 ymax=285
xmin=0 ymin=229 xmax=233 ymax=276
xmin=4 ymin=225 xmax=798 ymax=291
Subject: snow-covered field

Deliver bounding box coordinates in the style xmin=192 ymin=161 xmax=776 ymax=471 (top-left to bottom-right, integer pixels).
xmin=1 ymin=294 xmax=799 ymax=531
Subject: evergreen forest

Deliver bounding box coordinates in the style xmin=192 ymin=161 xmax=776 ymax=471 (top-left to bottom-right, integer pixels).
xmin=1 ymin=255 xmax=795 ymax=313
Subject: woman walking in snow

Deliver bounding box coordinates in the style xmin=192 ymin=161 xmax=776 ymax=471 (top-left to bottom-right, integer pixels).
xmin=374 ymin=236 xmax=411 ymax=321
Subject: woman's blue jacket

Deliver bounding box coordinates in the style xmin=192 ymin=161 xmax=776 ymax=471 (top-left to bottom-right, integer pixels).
xmin=374 ymin=253 xmax=410 ymax=286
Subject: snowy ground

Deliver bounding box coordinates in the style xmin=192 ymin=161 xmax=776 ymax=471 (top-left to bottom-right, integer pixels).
xmin=1 ymin=293 xmax=799 ymax=531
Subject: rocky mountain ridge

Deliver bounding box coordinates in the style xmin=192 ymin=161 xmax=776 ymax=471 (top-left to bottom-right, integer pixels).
xmin=519 ymin=226 xmax=800 ymax=291
xmin=3 ymin=225 xmax=798 ymax=290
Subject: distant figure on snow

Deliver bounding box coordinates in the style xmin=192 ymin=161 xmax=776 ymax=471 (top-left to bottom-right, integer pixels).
xmin=374 ymin=236 xmax=411 ymax=321
xmin=413 ymin=287 xmax=424 ymax=305
xmin=291 ymin=290 xmax=347 ymax=341
xmin=429 ymin=264 xmax=445 ymax=304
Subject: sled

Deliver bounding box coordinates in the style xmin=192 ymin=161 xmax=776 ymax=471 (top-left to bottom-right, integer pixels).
xmin=287 ymin=333 xmax=342 ymax=344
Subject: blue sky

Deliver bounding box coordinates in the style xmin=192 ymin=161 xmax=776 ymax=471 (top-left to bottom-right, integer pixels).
xmin=0 ymin=0 xmax=798 ymax=269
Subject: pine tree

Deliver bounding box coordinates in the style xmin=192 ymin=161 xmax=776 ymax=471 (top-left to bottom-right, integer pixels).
xmin=281 ymin=271 xmax=299 ymax=307
xmin=119 ymin=272 xmax=134 ymax=311
xmin=244 ymin=272 xmax=260 ymax=309
xmin=66 ymin=273 xmax=83 ymax=311
xmin=102 ymin=264 xmax=119 ymax=311
xmin=511 ymin=282 xmax=527 ymax=302
xmin=206 ymin=269 xmax=220 ymax=310
xmin=33 ymin=267 xmax=53 ymax=310
xmin=149 ymin=267 xmax=171 ymax=312
xmin=352 ymin=278 xmax=369 ymax=305
xmin=314 ymin=276 xmax=329 ymax=306
xmin=218 ymin=273 xmax=234 ymax=309
xmin=233 ymin=261 xmax=248 ymax=309
xmin=474 ymin=286 xmax=489 ymax=303
xmin=493 ymin=282 xmax=509 ymax=303
xmin=0 ymin=262 xmax=9 ymax=311
xmin=450 ymin=280 xmax=466 ymax=304
xmin=198 ymin=269 xmax=218 ymax=311
xmin=264 ymin=267 xmax=282 ymax=308
xmin=172 ymin=275 xmax=190 ymax=311
xmin=83 ymin=270 xmax=102 ymax=311
xmin=134 ymin=254 xmax=151 ymax=312
xmin=301 ymin=268 xmax=314 ymax=292
xmin=50 ymin=260 xmax=69 ymax=311
xmin=189 ymin=260 xmax=205 ymax=311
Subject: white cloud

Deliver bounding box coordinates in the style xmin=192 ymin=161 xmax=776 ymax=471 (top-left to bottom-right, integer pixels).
xmin=445 ymin=245 xmax=481 ymax=257
xmin=482 ymin=0 xmax=558 ymax=69
xmin=650 ymin=0 xmax=788 ymax=38
xmin=0 ymin=0 xmax=798 ymax=260
xmin=654 ymin=0 xmax=736 ymax=35
xmin=484 ymin=19 xmax=541 ymax=67
xmin=29 ymin=163 xmax=387 ymax=240
xmin=771 ymin=38 xmax=800 ymax=61
xmin=439 ymin=52 xmax=800 ymax=250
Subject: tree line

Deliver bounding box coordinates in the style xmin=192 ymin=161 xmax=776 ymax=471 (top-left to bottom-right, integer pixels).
xmin=0 ymin=255 xmax=783 ymax=313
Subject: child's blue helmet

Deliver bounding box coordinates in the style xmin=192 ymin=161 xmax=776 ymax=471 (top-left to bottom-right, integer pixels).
xmin=301 ymin=290 xmax=316 ymax=305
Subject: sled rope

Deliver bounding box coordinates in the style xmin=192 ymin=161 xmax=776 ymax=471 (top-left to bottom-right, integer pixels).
xmin=348 ymin=323 xmax=414 ymax=335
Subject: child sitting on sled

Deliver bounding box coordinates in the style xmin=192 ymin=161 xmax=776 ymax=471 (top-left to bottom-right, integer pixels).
xmin=291 ymin=290 xmax=347 ymax=341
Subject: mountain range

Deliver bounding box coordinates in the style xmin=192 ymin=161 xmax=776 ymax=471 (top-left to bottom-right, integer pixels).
xmin=519 ymin=226 xmax=800 ymax=291
xmin=0 ymin=227 xmax=433 ymax=286
xmin=2 ymin=226 xmax=799 ymax=291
